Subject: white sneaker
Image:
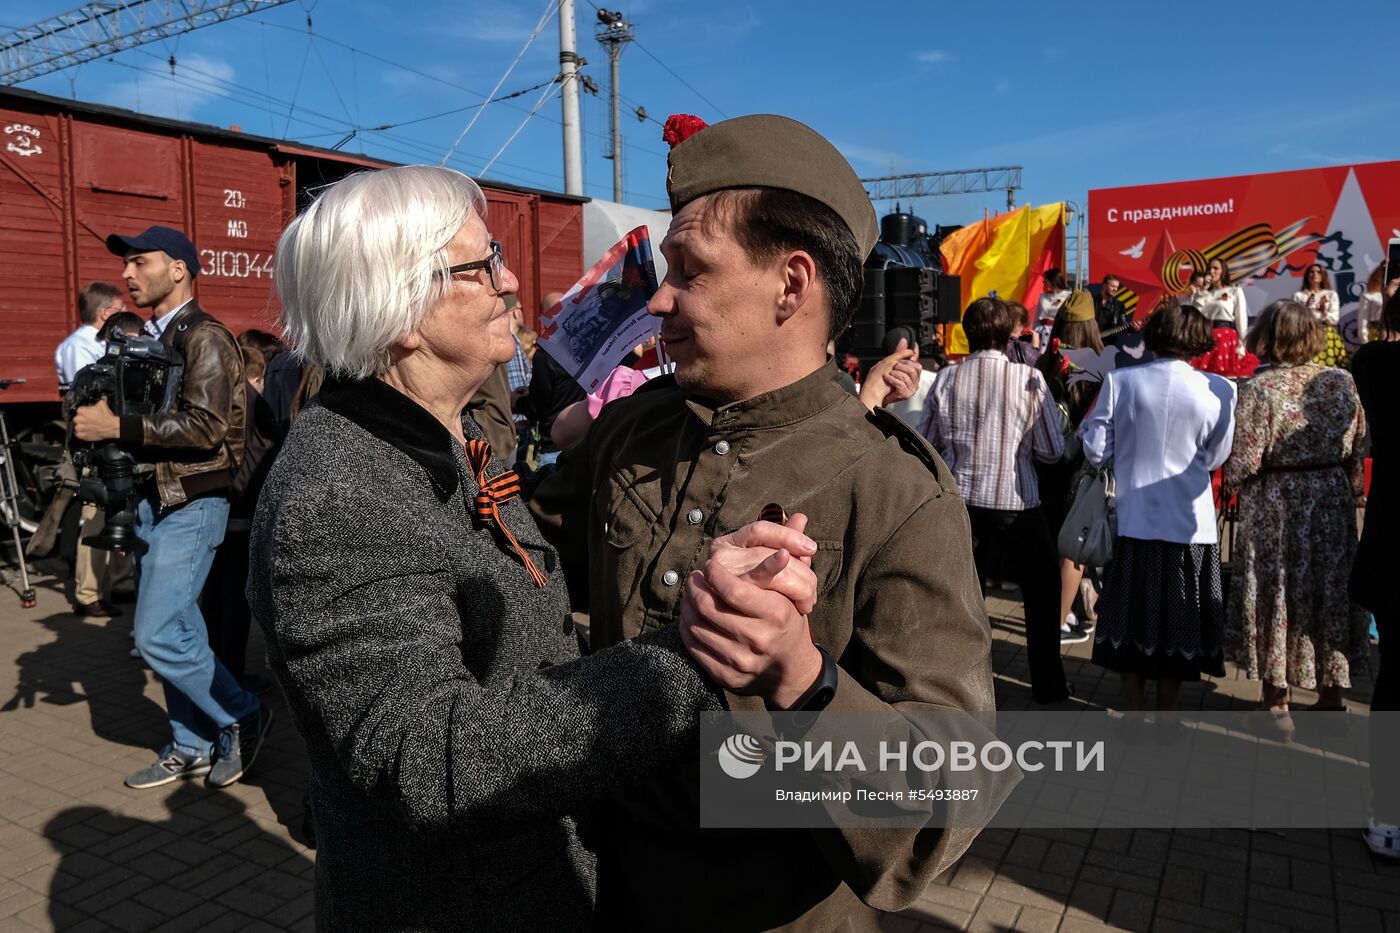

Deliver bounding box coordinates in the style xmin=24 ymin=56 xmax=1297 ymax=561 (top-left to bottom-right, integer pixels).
xmin=1065 ymin=610 xmax=1094 ymax=635
xmin=1060 ymin=618 xmax=1090 ymax=645
xmin=1364 ymin=818 xmax=1400 ymax=858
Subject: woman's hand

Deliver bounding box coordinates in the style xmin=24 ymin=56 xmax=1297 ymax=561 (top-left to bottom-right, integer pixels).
xmin=858 ymin=339 xmax=920 ymax=410
xmin=679 ymin=514 xmax=825 ymax=708
xmin=701 ymin=515 xmax=817 ymax=614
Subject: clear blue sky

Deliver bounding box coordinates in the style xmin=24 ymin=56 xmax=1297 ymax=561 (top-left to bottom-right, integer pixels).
xmin=9 ymin=0 xmax=1399 ymax=226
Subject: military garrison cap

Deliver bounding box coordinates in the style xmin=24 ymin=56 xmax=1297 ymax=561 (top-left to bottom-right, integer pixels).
xmin=665 ymin=114 xmax=879 ymax=258
xmin=1060 ymin=290 xmax=1096 ymax=323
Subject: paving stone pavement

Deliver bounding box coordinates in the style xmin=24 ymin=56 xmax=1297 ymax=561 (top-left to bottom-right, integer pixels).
xmin=0 ymin=568 xmax=1395 ymax=932
xmin=0 ymin=571 xmax=314 ymax=933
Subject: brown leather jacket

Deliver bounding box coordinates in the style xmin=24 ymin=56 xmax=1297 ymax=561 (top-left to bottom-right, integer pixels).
xmin=117 ymin=301 xmax=246 ymax=510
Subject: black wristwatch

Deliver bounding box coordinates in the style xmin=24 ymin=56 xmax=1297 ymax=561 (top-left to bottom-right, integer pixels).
xmin=792 ymin=644 xmax=838 ymax=713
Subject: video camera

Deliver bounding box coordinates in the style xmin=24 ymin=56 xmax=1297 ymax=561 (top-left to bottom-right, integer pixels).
xmin=64 ymin=332 xmax=184 ymax=553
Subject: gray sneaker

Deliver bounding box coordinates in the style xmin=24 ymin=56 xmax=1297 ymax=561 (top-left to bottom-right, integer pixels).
xmin=207 ymin=706 xmax=274 ymax=788
xmin=125 ymin=748 xmax=212 ymax=789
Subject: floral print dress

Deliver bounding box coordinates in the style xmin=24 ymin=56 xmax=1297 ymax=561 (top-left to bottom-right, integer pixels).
xmin=1223 ymin=363 xmax=1369 ymax=688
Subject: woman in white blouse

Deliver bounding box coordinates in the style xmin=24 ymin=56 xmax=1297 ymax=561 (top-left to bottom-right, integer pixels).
xmin=1191 ymin=258 xmax=1256 ymax=377
xmin=1356 ymin=262 xmax=1396 ymax=342
xmin=1293 ymin=263 xmax=1340 ymax=326
xmin=1080 ymin=300 xmax=1238 ymax=711
xmin=1033 ymin=267 xmax=1070 ymax=346
xmin=1198 ymin=257 xmax=1248 ymax=350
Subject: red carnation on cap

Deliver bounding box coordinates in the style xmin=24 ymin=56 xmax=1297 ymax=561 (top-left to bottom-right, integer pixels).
xmin=662 ymin=113 xmax=708 ymax=149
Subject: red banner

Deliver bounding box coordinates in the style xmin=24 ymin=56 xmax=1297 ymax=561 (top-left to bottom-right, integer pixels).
xmin=1089 ymin=160 xmax=1400 ymax=349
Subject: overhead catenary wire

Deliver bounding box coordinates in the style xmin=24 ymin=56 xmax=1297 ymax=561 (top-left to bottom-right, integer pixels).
xmin=99 ymin=56 xmax=669 ymax=203
xmin=49 ymin=6 xmax=674 ymax=202
xmin=630 ymin=38 xmax=727 ymax=119
xmin=110 ymin=56 xmax=359 ymax=137
xmin=259 ymin=20 xmax=274 ymax=134
xmin=127 ymin=46 xmax=349 ymax=133
xmin=118 ymin=48 xmax=577 ymax=183
xmin=308 ymin=29 xmax=354 ymax=127
xmin=127 ymin=45 xmax=556 ymax=140
xmin=479 ymin=75 xmax=564 ymax=177
xmin=440 ymin=0 xmax=561 ymax=166
xmin=349 ymin=44 xmax=360 ymax=126
xmin=371 ymin=79 xmax=559 ymax=132
xmin=281 ymin=19 xmax=314 ymax=136
xmin=247 ymin=13 xmax=667 ymax=157
xmin=95 ymin=55 xmax=573 ymax=191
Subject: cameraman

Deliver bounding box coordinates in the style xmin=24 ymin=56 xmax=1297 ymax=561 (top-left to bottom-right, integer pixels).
xmin=72 ymin=226 xmax=271 ymax=791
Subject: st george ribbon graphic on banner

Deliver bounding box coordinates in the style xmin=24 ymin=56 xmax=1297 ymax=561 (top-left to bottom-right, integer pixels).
xmin=699 ymin=711 xmax=1391 ymax=831
xmin=537 ymin=225 xmax=661 ymax=393
xmin=1089 ymin=160 xmax=1400 ymax=349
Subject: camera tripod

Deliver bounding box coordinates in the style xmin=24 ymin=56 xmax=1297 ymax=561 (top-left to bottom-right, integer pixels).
xmin=0 ymin=379 xmax=38 ymax=608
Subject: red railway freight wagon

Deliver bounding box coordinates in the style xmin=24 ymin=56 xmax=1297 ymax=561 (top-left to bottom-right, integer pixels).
xmin=0 ymin=86 xmax=583 ymax=528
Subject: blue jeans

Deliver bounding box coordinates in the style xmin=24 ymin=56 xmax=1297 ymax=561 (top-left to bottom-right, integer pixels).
xmin=134 ymin=495 xmax=258 ymax=758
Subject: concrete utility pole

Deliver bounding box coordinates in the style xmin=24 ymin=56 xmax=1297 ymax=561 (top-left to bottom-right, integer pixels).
xmin=595 ymin=9 xmax=634 ymax=202
xmin=558 ymin=0 xmax=584 ymax=196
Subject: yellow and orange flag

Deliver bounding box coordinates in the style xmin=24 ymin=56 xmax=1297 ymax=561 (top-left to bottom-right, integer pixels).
xmin=939 ymin=203 xmax=1066 ymax=353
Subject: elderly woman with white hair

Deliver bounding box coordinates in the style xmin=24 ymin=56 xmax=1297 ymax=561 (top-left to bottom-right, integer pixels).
xmin=248 ymin=165 xmax=821 ymax=931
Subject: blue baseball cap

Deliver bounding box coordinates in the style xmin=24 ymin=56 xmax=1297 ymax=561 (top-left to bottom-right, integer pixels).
xmin=106 ymin=225 xmax=202 ymax=277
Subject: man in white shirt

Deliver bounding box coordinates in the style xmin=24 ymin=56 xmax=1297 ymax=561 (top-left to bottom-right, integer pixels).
xmin=55 ymin=282 xmax=132 ymax=618
xmin=919 ymin=296 xmax=1075 ymax=703
xmin=55 ymin=282 xmax=126 ymax=392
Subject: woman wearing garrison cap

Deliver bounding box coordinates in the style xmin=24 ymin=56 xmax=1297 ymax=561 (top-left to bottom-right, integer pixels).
xmin=248 ymin=164 xmax=822 ymax=931
xmin=1035 ymin=291 xmax=1107 ymax=642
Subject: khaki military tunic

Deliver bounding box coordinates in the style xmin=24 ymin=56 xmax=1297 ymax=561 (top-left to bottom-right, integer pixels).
xmin=531 ymin=361 xmax=995 ymax=932
xmin=467 ymin=362 xmax=519 ymax=461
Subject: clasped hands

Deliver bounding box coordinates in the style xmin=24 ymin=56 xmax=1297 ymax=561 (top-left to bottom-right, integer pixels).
xmin=677 ymin=513 xmax=826 ymax=710
xmin=857 ymin=337 xmax=921 ymax=410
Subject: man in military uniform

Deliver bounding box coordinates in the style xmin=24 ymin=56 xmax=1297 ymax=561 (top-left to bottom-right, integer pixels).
xmin=531 ymin=114 xmax=994 ymax=931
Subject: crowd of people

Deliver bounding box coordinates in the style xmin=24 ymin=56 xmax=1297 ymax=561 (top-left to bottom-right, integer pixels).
xmin=36 ymin=105 xmax=1398 ymax=932
xmin=890 ymin=276 xmax=1397 ymax=858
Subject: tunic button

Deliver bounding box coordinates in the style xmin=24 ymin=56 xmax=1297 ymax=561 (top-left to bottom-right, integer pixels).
xmin=662 ymin=570 xmax=680 ymax=587
xmin=713 ymin=440 xmax=731 ymax=455
xmin=687 ymin=508 xmax=703 ymax=525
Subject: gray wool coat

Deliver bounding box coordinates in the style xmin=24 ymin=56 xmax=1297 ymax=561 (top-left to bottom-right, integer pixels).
xmin=247 ymin=375 xmax=720 ymax=932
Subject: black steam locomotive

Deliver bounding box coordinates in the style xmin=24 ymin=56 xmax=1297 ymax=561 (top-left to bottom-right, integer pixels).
xmin=844 ymin=208 xmax=962 ymax=370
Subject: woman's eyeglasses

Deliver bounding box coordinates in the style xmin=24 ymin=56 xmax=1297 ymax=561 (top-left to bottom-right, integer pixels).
xmin=438 ymin=241 xmax=506 ymax=292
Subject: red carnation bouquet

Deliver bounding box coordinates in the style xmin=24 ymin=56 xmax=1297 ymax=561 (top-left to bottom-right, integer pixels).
xmin=662 ymin=114 xmax=708 ymax=148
